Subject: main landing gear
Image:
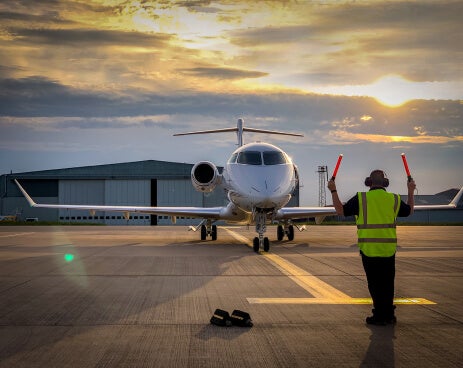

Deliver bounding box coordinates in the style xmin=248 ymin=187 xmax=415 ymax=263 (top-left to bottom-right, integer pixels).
xmin=199 ymin=220 xmax=217 ymax=241
xmin=252 ymin=213 xmax=297 ymax=253
xmin=276 ymin=224 xmax=294 ymax=241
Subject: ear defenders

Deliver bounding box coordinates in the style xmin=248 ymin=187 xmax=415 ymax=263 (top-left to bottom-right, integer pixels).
xmin=365 ymin=170 xmax=389 ymax=188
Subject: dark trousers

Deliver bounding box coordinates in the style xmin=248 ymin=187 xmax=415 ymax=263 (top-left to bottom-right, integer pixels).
xmin=361 ymin=251 xmax=396 ymax=319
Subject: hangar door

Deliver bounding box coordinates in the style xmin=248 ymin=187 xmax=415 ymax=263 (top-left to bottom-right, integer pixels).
xmin=156 ymin=179 xmax=202 ymax=225
xmin=59 ymin=180 xmax=105 ymax=223
xmin=59 ymin=180 xmax=151 ymax=225
xmin=105 ymin=180 xmax=151 ymax=225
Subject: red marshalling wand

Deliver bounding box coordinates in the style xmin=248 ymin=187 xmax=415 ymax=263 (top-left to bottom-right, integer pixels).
xmin=330 ymin=154 xmax=343 ymax=181
xmin=401 ymin=153 xmax=413 ymax=182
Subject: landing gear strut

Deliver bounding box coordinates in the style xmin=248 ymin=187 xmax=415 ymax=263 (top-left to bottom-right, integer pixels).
xmin=253 ymin=211 xmax=270 ymax=252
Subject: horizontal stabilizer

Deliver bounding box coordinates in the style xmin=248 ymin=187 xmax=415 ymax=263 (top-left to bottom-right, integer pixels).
xmin=174 ymin=118 xmax=303 ymax=146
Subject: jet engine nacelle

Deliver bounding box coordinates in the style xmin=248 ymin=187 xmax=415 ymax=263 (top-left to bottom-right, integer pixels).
xmin=191 ymin=161 xmax=221 ymax=193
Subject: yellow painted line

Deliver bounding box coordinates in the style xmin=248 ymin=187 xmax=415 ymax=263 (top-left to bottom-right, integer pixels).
xmin=223 ymin=227 xmax=251 ymax=245
xmin=224 ymin=227 xmax=350 ymax=300
xmin=263 ymin=253 xmax=351 ymax=300
xmin=223 ymin=228 xmax=436 ymax=305
xmin=247 ymin=298 xmax=436 ymax=305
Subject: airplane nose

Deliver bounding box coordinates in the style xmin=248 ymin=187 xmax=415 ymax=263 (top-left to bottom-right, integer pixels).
xmin=252 ymin=183 xmax=289 ymax=209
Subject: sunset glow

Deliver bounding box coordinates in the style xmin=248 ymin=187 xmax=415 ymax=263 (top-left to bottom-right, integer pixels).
xmin=0 ymin=0 xmax=462 ymax=202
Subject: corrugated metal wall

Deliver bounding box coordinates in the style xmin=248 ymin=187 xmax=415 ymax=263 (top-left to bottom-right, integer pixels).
xmin=105 ymin=180 xmax=151 ymax=225
xmin=58 ymin=180 xmax=152 ymax=225
xmin=157 ymin=179 xmax=202 ymax=206
xmin=157 ymin=179 xmax=203 ymax=225
xmin=59 ymin=180 xmax=105 ymax=224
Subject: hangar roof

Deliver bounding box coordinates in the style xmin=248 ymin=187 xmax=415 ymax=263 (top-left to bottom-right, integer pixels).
xmin=413 ymin=188 xmax=462 ymax=208
xmin=3 ymin=160 xmax=208 ymax=180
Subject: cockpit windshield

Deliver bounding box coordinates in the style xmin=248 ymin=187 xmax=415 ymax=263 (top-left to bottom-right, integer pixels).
xmin=263 ymin=151 xmax=287 ymax=165
xmin=232 ymin=150 xmax=288 ymax=165
xmin=228 ymin=152 xmax=238 ymax=163
xmin=237 ymin=151 xmax=262 ymax=165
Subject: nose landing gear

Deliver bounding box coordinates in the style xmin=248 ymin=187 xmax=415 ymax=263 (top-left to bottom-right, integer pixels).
xmin=253 ymin=211 xmax=270 ymax=252
xmin=253 ymin=236 xmax=269 ymax=252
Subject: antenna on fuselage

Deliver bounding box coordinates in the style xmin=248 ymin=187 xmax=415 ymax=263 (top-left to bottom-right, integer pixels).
xmin=174 ymin=119 xmax=303 ymax=146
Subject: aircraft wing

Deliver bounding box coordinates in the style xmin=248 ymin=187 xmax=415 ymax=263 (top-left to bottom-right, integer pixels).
xmin=275 ymin=206 xmax=338 ymax=220
xmin=14 ymin=179 xmax=223 ymax=219
xmin=412 ymin=186 xmax=463 ymax=210
xmin=275 ymin=186 xmax=463 ymax=220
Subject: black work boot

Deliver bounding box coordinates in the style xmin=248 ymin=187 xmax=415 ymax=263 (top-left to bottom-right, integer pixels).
xmin=366 ymin=308 xmax=387 ymax=326
xmin=386 ymin=306 xmax=397 ymax=325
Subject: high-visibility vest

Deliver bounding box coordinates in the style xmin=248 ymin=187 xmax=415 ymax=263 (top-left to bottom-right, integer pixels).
xmin=356 ymin=190 xmax=400 ymax=257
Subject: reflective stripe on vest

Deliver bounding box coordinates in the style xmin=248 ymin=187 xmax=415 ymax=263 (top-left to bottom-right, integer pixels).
xmin=356 ymin=190 xmax=400 ymax=257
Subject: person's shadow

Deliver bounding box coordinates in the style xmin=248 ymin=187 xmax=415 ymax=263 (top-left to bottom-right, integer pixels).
xmin=360 ymin=324 xmax=396 ymax=367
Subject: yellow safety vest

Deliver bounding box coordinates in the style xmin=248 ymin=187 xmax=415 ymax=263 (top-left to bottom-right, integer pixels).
xmin=356 ymin=190 xmax=400 ymax=257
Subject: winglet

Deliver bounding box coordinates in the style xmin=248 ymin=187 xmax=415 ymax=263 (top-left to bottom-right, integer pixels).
xmin=449 ymin=187 xmax=463 ymax=208
xmin=14 ymin=179 xmax=37 ymax=207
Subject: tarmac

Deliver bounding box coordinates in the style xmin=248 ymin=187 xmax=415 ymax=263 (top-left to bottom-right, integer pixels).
xmin=0 ymin=225 xmax=462 ymax=368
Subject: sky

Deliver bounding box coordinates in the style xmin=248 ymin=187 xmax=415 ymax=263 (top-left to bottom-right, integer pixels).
xmin=0 ymin=0 xmax=462 ymax=205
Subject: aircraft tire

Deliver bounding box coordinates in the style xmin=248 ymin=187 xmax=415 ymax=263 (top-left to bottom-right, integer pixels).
xmin=201 ymin=225 xmax=207 ymax=240
xmin=263 ymin=237 xmax=270 ymax=252
xmin=253 ymin=237 xmax=260 ymax=252
xmin=287 ymin=225 xmax=294 ymax=241
xmin=211 ymin=225 xmax=217 ymax=241
xmin=277 ymin=225 xmax=284 ymax=241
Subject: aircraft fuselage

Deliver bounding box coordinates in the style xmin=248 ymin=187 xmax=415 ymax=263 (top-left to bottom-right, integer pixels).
xmin=221 ymin=142 xmax=297 ymax=214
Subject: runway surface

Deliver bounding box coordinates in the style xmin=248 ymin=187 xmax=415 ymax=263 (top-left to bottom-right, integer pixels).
xmin=0 ymin=225 xmax=462 ymax=367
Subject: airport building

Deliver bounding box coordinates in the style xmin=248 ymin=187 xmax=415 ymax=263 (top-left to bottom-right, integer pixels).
xmin=0 ymin=160 xmax=300 ymax=225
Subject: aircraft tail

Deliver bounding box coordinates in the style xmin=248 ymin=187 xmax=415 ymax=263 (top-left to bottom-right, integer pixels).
xmin=174 ymin=118 xmax=303 ymax=146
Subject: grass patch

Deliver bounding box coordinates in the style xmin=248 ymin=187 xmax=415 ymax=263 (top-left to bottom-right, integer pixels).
xmin=0 ymin=221 xmax=105 ymax=226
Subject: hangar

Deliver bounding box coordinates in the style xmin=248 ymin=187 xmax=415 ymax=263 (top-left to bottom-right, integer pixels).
xmin=397 ymin=188 xmax=463 ymax=224
xmin=0 ymin=160 xmax=300 ymax=225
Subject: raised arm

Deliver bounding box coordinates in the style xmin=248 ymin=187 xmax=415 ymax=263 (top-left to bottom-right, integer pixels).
xmin=328 ymin=179 xmax=344 ymax=216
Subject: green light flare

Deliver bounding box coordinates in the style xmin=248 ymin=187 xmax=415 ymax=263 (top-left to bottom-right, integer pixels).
xmin=64 ymin=253 xmax=74 ymax=262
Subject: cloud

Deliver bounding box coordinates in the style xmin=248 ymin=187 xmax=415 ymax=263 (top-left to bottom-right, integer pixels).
xmin=1 ymin=76 xmax=462 ymax=152
xmin=178 ymin=66 xmax=268 ymax=79
xmin=0 ymin=115 xmax=176 ymax=131
xmin=329 ymin=131 xmax=463 ymax=145
xmin=1 ymin=0 xmax=461 ymax=98
xmin=226 ymin=1 xmax=463 ymax=85
xmin=9 ymin=28 xmax=171 ymax=48
xmin=0 ymin=77 xmax=120 ymax=117
xmin=230 ymin=25 xmax=314 ymax=47
xmin=0 ymin=10 xmax=68 ymax=25
xmin=177 ymin=1 xmax=222 ymax=14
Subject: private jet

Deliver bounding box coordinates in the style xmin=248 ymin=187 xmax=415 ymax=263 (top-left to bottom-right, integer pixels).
xmin=15 ymin=119 xmax=463 ymax=252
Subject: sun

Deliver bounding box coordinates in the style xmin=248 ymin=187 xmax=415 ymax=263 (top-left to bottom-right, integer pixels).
xmin=321 ymin=75 xmax=461 ymax=107
xmin=368 ymin=75 xmax=415 ymax=107
xmin=307 ymin=74 xmax=418 ymax=108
